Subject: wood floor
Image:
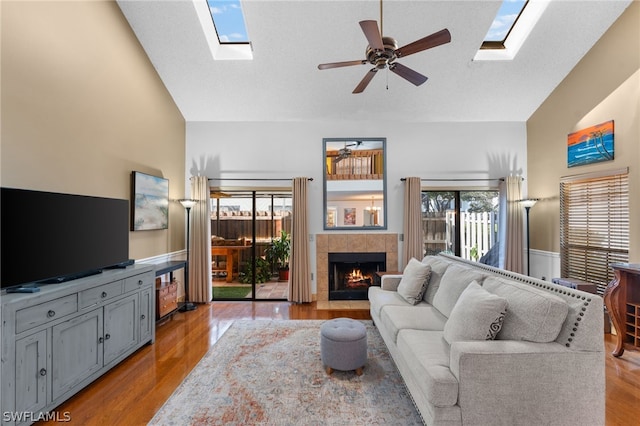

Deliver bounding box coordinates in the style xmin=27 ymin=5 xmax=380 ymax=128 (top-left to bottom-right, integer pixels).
xmin=38 ymin=301 xmax=639 ymax=426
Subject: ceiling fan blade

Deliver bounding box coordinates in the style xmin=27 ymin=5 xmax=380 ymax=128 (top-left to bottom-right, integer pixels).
xmin=353 ymin=68 xmax=378 ymax=94
xmin=395 ymin=29 xmax=451 ymax=58
xmin=359 ymin=20 xmax=384 ymax=51
xmin=318 ymin=60 xmax=367 ymax=70
xmin=389 ymin=62 xmax=428 ymax=86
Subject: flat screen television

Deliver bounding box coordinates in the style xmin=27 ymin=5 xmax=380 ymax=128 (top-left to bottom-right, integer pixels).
xmin=1 ymin=188 xmax=130 ymax=289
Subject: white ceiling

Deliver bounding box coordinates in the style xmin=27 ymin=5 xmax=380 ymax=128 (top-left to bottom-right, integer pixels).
xmin=117 ymin=0 xmax=632 ymax=123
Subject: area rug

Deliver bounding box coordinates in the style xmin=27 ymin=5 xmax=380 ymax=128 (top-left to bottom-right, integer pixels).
xmin=149 ymin=320 xmax=423 ymax=425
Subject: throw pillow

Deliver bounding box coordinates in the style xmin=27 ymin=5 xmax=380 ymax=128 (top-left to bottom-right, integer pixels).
xmin=483 ymin=277 xmax=569 ymax=342
xmin=432 ymin=264 xmax=488 ymax=317
xmin=397 ymin=258 xmax=432 ymax=305
xmin=420 ymin=256 xmax=451 ymax=304
xmin=444 ymin=281 xmax=508 ymax=343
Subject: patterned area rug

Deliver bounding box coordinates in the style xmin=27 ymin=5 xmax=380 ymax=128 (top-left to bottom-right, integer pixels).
xmin=150 ymin=320 xmax=422 ymax=425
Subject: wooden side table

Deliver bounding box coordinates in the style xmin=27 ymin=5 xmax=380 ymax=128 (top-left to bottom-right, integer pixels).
xmin=603 ymin=263 xmax=640 ymax=357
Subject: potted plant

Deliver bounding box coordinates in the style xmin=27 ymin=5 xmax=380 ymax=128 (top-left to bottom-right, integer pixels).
xmin=265 ymin=230 xmax=291 ymax=281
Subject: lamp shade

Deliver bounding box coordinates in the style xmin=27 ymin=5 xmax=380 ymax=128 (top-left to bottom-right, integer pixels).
xmin=520 ymin=198 xmax=539 ymax=209
xmin=178 ymin=199 xmax=198 ymax=209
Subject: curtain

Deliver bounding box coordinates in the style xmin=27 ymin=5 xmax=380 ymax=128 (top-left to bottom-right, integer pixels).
xmin=402 ymin=177 xmax=424 ymax=267
xmin=498 ymin=175 xmax=523 ymax=273
xmin=188 ymin=176 xmax=212 ymax=303
xmin=288 ymin=177 xmax=311 ymax=303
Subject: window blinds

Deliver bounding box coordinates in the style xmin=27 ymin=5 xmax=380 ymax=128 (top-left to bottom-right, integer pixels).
xmin=560 ymin=168 xmax=629 ymax=295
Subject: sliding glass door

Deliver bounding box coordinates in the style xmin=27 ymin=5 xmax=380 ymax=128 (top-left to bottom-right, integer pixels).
xmin=421 ymin=190 xmax=499 ymax=262
xmin=210 ymin=190 xmax=292 ymax=301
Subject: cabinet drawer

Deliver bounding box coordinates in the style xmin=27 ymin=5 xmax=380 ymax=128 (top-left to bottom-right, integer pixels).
xmin=124 ymin=272 xmax=153 ymax=293
xmin=156 ymin=281 xmax=178 ymax=319
xmin=79 ymin=280 xmax=123 ymax=308
xmin=16 ymin=294 xmax=78 ymax=334
xmin=157 ymin=300 xmax=177 ymax=318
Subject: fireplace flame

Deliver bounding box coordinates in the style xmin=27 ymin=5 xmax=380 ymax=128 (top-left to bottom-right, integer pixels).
xmin=348 ymin=269 xmax=364 ymax=282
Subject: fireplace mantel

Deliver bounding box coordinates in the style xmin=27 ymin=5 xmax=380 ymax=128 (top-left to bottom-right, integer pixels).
xmin=316 ymin=233 xmax=398 ymax=302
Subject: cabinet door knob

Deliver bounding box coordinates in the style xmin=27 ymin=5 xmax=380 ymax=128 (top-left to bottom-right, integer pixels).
xmin=141 ymin=314 xmax=146 ymax=320
xmin=40 ymin=368 xmax=47 ymax=376
xmin=47 ymin=310 xmax=56 ymax=318
xmin=138 ymin=280 xmax=143 ymax=286
xmin=101 ymin=291 xmax=108 ymax=298
xmin=105 ymin=333 xmax=111 ymax=340
xmin=99 ymin=337 xmax=104 ymax=344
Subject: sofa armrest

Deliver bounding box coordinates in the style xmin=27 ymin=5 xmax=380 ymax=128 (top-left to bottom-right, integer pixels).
xmin=449 ymin=340 xmax=604 ymax=425
xmin=380 ymin=274 xmax=403 ymax=291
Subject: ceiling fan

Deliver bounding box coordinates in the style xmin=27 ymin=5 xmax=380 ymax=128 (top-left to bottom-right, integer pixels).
xmin=317 ymin=1 xmax=451 ymax=94
xmin=335 ymin=141 xmax=362 ymax=162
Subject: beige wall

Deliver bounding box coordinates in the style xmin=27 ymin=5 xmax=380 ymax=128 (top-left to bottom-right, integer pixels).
xmin=1 ymin=0 xmax=186 ymax=260
xmin=527 ymin=1 xmax=640 ymax=261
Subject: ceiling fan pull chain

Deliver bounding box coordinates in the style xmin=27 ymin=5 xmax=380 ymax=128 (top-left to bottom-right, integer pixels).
xmin=386 ymin=67 xmax=389 ymax=90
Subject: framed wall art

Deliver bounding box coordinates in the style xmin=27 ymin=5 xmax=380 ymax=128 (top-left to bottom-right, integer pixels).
xmin=567 ymin=120 xmax=614 ymax=168
xmin=326 ymin=207 xmax=337 ymax=228
xmin=131 ymin=171 xmax=169 ymax=231
xmin=344 ymin=207 xmax=356 ymax=226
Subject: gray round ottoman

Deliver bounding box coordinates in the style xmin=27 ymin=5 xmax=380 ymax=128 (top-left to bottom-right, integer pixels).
xmin=320 ymin=318 xmax=367 ymax=376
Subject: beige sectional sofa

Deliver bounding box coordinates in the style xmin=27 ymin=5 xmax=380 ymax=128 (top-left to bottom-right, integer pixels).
xmin=369 ymin=253 xmax=604 ymax=426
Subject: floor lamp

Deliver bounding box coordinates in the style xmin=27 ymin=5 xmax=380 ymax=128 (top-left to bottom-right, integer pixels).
xmin=179 ymin=199 xmax=198 ymax=312
xmin=520 ymin=198 xmax=539 ymax=276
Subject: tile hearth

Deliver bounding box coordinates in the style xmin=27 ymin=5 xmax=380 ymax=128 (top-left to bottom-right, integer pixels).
xmin=316 ymin=233 xmax=398 ymax=302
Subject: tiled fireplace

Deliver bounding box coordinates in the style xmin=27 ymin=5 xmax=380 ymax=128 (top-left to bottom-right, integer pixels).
xmin=328 ymin=252 xmax=386 ymax=300
xmin=316 ymin=233 xmax=398 ymax=302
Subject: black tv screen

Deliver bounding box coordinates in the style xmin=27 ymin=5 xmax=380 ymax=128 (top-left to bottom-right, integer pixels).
xmin=1 ymin=188 xmax=130 ymax=289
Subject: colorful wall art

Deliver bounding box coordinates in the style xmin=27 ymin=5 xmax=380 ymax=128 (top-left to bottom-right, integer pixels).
xmin=344 ymin=208 xmax=356 ymax=225
xmin=567 ymin=120 xmax=614 ymax=168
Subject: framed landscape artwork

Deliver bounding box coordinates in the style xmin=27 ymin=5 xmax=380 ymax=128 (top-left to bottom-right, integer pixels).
xmin=131 ymin=171 xmax=169 ymax=231
xmin=567 ymin=120 xmax=614 ymax=168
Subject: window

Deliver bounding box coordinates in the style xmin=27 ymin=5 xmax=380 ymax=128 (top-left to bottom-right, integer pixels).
xmin=475 ymin=0 xmax=548 ymax=61
xmin=421 ymin=190 xmax=499 ymax=262
xmin=206 ymin=0 xmax=250 ymax=44
xmin=481 ymin=0 xmax=528 ymax=49
xmin=560 ymin=169 xmax=629 ymax=295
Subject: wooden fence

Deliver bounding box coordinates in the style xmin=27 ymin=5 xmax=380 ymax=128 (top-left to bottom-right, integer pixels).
xmin=423 ymin=211 xmax=497 ymax=260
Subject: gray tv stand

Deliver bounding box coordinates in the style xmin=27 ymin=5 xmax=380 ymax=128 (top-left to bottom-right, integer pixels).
xmin=1 ymin=264 xmax=155 ymax=425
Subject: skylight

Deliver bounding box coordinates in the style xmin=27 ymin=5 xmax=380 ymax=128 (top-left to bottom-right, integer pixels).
xmin=482 ymin=0 xmax=528 ymax=48
xmin=207 ymin=0 xmax=249 ymax=44
xmin=474 ymin=0 xmax=548 ymax=61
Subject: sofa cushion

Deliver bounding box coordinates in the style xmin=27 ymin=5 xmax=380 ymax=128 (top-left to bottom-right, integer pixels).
xmin=421 ymin=256 xmax=452 ymax=304
xmin=432 ymin=264 xmax=488 ymax=317
xmin=483 ymin=276 xmax=569 ymax=343
xmin=397 ymin=258 xmax=432 ymax=305
xmin=444 ymin=281 xmax=508 ymax=344
xmin=368 ymin=286 xmax=409 ymax=318
xmin=380 ymin=304 xmax=447 ymax=343
xmin=397 ymin=329 xmax=458 ymax=407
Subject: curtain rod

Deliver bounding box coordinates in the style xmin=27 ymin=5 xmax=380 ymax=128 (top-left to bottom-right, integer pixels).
xmin=203 ymin=177 xmax=313 ymax=182
xmin=400 ymin=177 xmax=506 ymax=182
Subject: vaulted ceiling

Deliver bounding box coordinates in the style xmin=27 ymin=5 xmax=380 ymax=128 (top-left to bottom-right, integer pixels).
xmin=118 ymin=0 xmax=632 ymax=123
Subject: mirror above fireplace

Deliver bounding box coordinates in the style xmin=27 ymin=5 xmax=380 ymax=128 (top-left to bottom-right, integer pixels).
xmin=323 ymin=138 xmax=387 ymax=230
